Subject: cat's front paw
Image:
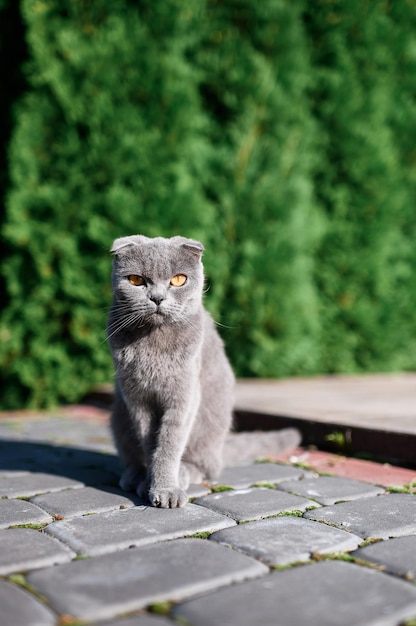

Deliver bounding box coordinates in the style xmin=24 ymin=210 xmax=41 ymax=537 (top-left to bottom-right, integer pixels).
xmin=149 ymin=487 xmax=188 ymax=508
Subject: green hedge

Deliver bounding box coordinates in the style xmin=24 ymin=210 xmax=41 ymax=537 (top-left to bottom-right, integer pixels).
xmin=1 ymin=0 xmax=416 ymax=408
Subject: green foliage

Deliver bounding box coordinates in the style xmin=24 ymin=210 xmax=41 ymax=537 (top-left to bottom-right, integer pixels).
xmin=1 ymin=0 xmax=416 ymax=407
xmin=0 ymin=0 xmax=217 ymax=406
xmin=195 ymin=0 xmax=322 ymax=376
xmin=306 ymin=0 xmax=416 ymax=373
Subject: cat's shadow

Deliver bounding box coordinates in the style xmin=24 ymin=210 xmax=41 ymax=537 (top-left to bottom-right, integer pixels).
xmin=0 ymin=438 xmax=146 ymax=505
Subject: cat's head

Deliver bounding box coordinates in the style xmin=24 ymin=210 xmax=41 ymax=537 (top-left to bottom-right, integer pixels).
xmin=110 ymin=235 xmax=205 ymax=328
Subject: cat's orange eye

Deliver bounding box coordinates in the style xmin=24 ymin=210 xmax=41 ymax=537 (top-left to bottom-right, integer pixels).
xmin=170 ymin=274 xmax=187 ymax=287
xmin=128 ymin=275 xmax=145 ymax=286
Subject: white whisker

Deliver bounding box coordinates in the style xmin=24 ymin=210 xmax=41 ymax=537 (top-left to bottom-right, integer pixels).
xmin=213 ymin=319 xmax=236 ymax=330
xmin=105 ymin=310 xmax=146 ymax=343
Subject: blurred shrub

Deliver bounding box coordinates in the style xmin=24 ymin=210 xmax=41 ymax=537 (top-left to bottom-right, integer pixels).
xmin=194 ymin=0 xmax=322 ymax=376
xmin=1 ymin=0 xmax=416 ymax=407
xmin=305 ymin=0 xmax=416 ymax=372
xmin=0 ymin=0 xmax=218 ymax=407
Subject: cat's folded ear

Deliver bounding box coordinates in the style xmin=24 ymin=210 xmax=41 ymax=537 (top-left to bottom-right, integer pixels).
xmin=172 ymin=237 xmax=205 ymax=260
xmin=110 ymin=235 xmax=145 ymax=254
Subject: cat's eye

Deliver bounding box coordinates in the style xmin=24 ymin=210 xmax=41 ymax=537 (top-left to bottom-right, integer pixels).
xmin=128 ymin=275 xmax=145 ymax=286
xmin=170 ymin=274 xmax=187 ymax=287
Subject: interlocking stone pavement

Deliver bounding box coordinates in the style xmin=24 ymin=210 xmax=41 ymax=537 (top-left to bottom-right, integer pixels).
xmin=214 ymin=461 xmax=311 ymax=488
xmin=45 ymin=503 xmax=236 ymax=556
xmin=0 ymin=579 xmax=56 ymax=626
xmin=276 ymin=475 xmax=386 ymax=505
xmin=95 ymin=617 xmax=175 ymax=626
xmin=0 ymin=407 xmax=416 ymax=626
xmin=0 ymin=497 xmax=53 ymax=529
xmin=30 ymin=485 xmax=142 ymax=519
xmin=209 ymin=516 xmax=362 ymax=566
xmin=353 ymin=535 xmax=416 ymax=580
xmin=194 ymin=487 xmax=318 ymax=522
xmin=0 ymin=527 xmax=75 ymax=575
xmin=0 ymin=471 xmax=84 ymax=498
xmin=173 ymin=560 xmax=416 ymax=626
xmin=304 ymin=493 xmax=416 ymax=539
xmin=27 ymin=538 xmax=268 ymax=621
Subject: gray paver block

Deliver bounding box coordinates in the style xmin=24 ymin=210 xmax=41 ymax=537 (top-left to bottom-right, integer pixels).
xmin=0 ymin=472 xmax=83 ymax=498
xmin=0 ymin=416 xmax=115 ymax=452
xmin=277 ymin=475 xmax=385 ymax=505
xmin=210 ymin=516 xmax=362 ymax=565
xmin=95 ymin=616 xmax=175 ymax=626
xmin=174 ymin=560 xmax=416 ymax=626
xmin=0 ymin=498 xmax=52 ymax=529
xmin=62 ymin=467 xmax=120 ymax=486
xmin=304 ymin=493 xmax=416 ymax=539
xmin=45 ymin=503 xmax=236 ymax=555
xmin=31 ymin=486 xmax=142 ymax=519
xmin=216 ymin=462 xmax=310 ymax=488
xmin=194 ymin=487 xmax=318 ymax=522
xmin=0 ymin=470 xmax=30 ymax=478
xmin=187 ymin=483 xmax=211 ymax=499
xmin=354 ymin=535 xmax=416 ymax=580
xmin=0 ymin=527 xmax=75 ymax=574
xmin=27 ymin=538 xmax=268 ymax=621
xmin=0 ymin=579 xmax=56 ymax=626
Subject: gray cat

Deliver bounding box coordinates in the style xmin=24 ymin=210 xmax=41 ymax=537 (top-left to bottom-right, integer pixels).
xmin=108 ymin=235 xmax=300 ymax=508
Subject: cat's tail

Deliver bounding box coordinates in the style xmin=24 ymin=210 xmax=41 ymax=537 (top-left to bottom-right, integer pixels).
xmin=223 ymin=428 xmax=301 ymax=466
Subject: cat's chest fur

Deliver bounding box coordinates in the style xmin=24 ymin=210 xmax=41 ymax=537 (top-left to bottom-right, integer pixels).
xmin=113 ymin=322 xmax=203 ymax=394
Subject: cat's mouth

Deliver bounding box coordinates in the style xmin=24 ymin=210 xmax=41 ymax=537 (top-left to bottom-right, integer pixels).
xmin=148 ymin=306 xmax=168 ymax=324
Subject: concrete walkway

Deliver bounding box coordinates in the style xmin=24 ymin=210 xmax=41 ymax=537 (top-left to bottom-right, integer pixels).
xmin=235 ymin=373 xmax=416 ymax=434
xmin=0 ymin=378 xmax=416 ymax=626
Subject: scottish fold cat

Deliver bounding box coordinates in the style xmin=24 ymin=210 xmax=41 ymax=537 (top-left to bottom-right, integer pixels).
xmin=108 ymin=235 xmax=300 ymax=508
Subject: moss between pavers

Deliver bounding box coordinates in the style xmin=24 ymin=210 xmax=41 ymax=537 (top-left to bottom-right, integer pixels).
xmin=250 ymin=482 xmax=276 ymax=489
xmin=148 ymin=600 xmax=173 ymax=615
xmin=386 ymin=482 xmax=416 ymax=495
xmin=9 ymin=522 xmax=49 ymax=530
xmin=7 ymin=573 xmax=49 ymax=604
xmin=270 ymin=550 xmax=389 ymax=575
xmin=187 ymin=531 xmax=213 ymax=539
xmin=311 ymin=551 xmax=389 ymax=574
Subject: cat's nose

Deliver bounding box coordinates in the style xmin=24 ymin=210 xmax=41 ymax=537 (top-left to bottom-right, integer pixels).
xmin=149 ymin=292 xmax=165 ymax=306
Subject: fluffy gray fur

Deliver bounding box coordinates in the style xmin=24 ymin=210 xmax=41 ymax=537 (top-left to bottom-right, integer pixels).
xmin=108 ymin=235 xmax=300 ymax=508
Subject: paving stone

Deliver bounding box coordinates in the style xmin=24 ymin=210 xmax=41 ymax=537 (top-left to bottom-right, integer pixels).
xmin=210 ymin=516 xmax=362 ymax=565
xmin=354 ymin=535 xmax=416 ymax=580
xmin=95 ymin=615 xmax=176 ymax=626
xmin=194 ymin=487 xmax=317 ymax=522
xmin=277 ymin=475 xmax=385 ymax=505
xmin=0 ymin=470 xmax=30 ymax=478
xmin=187 ymin=483 xmax=211 ymax=499
xmin=0 ymin=472 xmax=83 ymax=498
xmin=173 ymin=560 xmax=416 ymax=626
xmin=37 ymin=445 xmax=121 ymax=473
xmin=0 ymin=579 xmax=56 ymax=626
xmin=0 ymin=415 xmax=115 ymax=453
xmin=304 ymin=493 xmax=416 ymax=539
xmin=27 ymin=538 xmax=268 ymax=621
xmin=215 ymin=462 xmax=310 ymax=489
xmin=0 ymin=438 xmax=122 ymax=475
xmin=0 ymin=498 xmax=52 ymax=529
xmin=61 ymin=467 xmax=120 ymax=487
xmin=45 ymin=503 xmax=236 ymax=555
xmin=0 ymin=527 xmax=75 ymax=574
xmin=31 ymin=486 xmax=142 ymax=519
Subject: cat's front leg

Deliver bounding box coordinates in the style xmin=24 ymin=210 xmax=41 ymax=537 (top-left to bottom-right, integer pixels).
xmin=148 ymin=404 xmax=196 ymax=508
xmin=119 ymin=465 xmax=146 ymax=492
